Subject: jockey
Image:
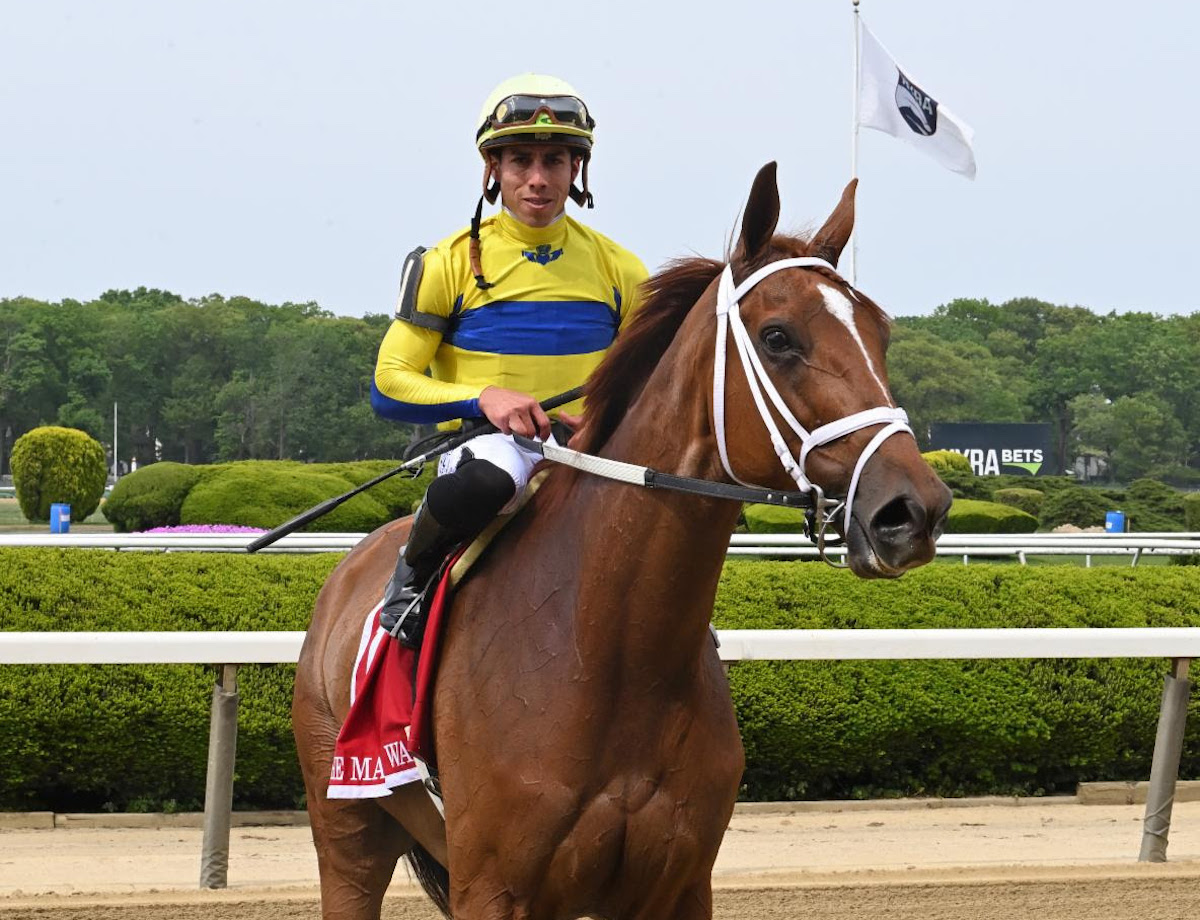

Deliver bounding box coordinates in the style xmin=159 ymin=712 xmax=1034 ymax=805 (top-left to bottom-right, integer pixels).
xmin=371 ymin=73 xmax=648 ymax=648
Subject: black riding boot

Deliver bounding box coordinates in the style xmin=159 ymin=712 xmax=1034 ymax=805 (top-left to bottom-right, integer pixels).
xmin=378 ymin=502 xmax=460 ymax=648
xmin=378 ymin=457 xmax=518 ymax=649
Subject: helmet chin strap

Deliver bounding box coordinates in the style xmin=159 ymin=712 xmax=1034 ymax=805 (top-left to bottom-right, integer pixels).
xmin=569 ymin=157 xmax=594 ymax=208
xmin=481 ymin=161 xmax=500 ymax=205
xmin=470 ymin=152 xmax=592 ymax=289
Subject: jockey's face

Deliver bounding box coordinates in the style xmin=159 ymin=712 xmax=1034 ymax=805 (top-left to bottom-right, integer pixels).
xmin=490 ymin=145 xmax=581 ymax=228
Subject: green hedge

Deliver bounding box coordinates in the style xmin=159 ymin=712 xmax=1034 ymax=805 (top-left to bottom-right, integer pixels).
xmin=102 ymin=462 xmax=203 ymax=532
xmin=1039 ymin=486 xmax=1110 ymax=530
xmin=714 ymin=562 xmax=1200 ymax=800
xmin=743 ymin=504 xmax=807 ymax=535
xmin=11 ymin=427 xmax=108 ymax=523
xmin=1125 ymin=479 xmax=1186 ymax=532
xmin=992 ymin=487 xmax=1044 ymax=518
xmin=921 ymin=450 xmax=972 ymax=474
xmin=945 ymin=499 xmax=1037 ymax=534
xmin=1187 ymin=494 xmax=1200 ymax=531
xmin=180 ymin=466 xmax=391 ymax=532
xmin=103 ymin=460 xmax=433 ymax=532
xmin=2 ymin=550 xmax=1200 ymax=808
xmin=0 ymin=549 xmax=339 ymax=811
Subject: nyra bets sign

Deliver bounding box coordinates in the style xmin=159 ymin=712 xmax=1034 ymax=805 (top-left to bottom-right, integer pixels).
xmin=929 ymin=423 xmax=1057 ymax=477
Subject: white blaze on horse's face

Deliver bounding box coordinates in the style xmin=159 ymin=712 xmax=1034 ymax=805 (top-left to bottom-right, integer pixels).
xmin=815 ymin=282 xmax=891 ymax=405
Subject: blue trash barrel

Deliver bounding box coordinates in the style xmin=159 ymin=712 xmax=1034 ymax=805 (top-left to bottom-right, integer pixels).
xmin=50 ymin=503 xmax=71 ymax=534
xmin=1105 ymin=510 xmax=1126 ymax=533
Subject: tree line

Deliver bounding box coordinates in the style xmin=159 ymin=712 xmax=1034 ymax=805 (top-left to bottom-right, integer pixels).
xmin=0 ymin=288 xmax=415 ymax=475
xmin=890 ymin=298 xmax=1200 ymax=484
xmin=2 ymin=289 xmax=1197 ymax=484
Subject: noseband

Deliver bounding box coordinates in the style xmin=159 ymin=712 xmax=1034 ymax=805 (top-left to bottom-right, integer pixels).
xmin=713 ymin=257 xmax=914 ymax=546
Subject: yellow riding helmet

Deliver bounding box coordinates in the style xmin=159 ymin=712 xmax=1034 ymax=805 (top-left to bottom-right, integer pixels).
xmin=475 ymin=74 xmax=595 ymax=155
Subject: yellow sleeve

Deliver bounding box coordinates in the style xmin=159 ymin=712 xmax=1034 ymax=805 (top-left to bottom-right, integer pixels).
xmin=371 ymin=248 xmax=486 ymax=423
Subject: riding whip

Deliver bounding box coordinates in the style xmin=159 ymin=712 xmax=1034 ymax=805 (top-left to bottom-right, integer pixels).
xmin=245 ymin=386 xmax=584 ymax=553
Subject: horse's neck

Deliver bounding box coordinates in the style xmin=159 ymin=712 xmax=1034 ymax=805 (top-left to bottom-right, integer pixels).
xmin=566 ymin=337 xmax=741 ymax=670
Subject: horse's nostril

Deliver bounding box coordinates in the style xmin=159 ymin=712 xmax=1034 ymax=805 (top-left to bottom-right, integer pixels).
xmin=873 ymin=495 xmax=921 ymax=535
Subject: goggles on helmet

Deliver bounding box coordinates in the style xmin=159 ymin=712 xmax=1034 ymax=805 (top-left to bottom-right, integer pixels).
xmin=476 ymin=94 xmax=594 ymax=142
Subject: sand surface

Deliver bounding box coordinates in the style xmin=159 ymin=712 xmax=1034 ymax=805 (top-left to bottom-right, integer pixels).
xmin=4 ymin=800 xmax=1200 ymax=918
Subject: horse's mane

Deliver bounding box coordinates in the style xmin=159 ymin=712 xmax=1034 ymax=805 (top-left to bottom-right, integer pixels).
xmin=572 ymin=255 xmax=724 ymax=456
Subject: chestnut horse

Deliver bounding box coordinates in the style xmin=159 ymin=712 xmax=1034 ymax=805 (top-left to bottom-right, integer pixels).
xmin=293 ymin=162 xmax=952 ymax=919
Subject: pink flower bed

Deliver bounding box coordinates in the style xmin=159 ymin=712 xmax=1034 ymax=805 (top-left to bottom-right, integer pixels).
xmin=138 ymin=524 xmax=267 ymax=534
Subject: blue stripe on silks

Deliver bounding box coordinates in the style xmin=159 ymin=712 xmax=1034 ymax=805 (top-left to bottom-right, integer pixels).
xmin=444 ymin=300 xmax=618 ymax=356
xmin=370 ymin=381 xmax=481 ymax=424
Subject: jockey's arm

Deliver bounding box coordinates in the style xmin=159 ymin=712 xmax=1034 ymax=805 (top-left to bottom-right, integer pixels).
xmin=372 ymin=320 xmax=486 ymax=424
xmin=373 ymin=324 xmax=550 ymax=438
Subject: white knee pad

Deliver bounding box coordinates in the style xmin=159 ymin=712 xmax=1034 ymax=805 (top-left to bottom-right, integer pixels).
xmin=436 ymin=432 xmax=554 ymax=514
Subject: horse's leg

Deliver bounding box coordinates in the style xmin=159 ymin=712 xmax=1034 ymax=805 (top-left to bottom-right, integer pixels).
xmin=309 ymin=798 xmax=410 ymax=920
xmin=625 ymin=881 xmax=713 ymax=920
xmin=294 ymin=669 xmax=410 ymax=919
xmin=296 ymin=715 xmax=409 ymax=919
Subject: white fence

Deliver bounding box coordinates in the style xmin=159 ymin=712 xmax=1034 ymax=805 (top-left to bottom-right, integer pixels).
xmin=3 ymin=531 xmax=1200 ymax=564
xmin=0 ymin=628 xmax=1195 ymax=884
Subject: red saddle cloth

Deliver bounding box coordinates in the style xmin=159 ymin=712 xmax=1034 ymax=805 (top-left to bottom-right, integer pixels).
xmin=326 ymin=559 xmax=458 ymax=799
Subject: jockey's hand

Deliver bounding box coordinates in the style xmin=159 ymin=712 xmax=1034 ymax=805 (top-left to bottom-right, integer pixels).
xmin=479 ymin=386 xmax=552 ymax=440
xmin=557 ymin=411 xmax=586 ymax=449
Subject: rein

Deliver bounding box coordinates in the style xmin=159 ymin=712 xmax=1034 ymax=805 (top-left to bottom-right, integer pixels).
xmin=511 ymin=435 xmax=845 ymax=560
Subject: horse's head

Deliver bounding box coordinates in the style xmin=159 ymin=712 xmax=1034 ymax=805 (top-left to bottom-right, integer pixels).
xmin=715 ymin=162 xmax=951 ymax=577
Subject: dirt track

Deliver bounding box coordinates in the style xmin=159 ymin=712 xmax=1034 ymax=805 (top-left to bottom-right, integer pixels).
xmin=5 ymin=800 xmax=1200 ymax=918
xmin=4 ymin=873 xmax=1200 ymax=920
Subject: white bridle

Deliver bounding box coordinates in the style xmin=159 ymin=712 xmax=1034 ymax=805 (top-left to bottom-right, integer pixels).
xmin=713 ymin=257 xmax=915 ymax=535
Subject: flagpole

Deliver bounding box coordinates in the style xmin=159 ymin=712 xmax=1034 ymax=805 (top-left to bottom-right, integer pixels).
xmin=849 ymin=0 xmax=861 ymax=286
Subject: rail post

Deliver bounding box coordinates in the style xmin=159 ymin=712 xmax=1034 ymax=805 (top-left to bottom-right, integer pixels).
xmin=1139 ymin=657 xmax=1192 ymax=862
xmin=199 ymin=663 xmax=240 ymax=887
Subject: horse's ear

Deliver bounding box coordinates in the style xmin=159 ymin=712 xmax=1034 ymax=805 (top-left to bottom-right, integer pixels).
xmin=811 ymin=178 xmax=858 ymax=267
xmin=735 ymin=162 xmax=781 ymax=261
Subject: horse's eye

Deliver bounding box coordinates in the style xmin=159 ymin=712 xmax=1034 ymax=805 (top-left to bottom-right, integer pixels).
xmin=760 ymin=326 xmax=793 ymax=355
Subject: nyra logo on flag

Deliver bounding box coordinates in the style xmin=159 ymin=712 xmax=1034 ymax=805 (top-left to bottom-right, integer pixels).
xmin=896 ymin=72 xmax=937 ymax=136
xmin=858 ymin=20 xmax=976 ymax=179
xmin=523 ymin=244 xmax=563 ymax=265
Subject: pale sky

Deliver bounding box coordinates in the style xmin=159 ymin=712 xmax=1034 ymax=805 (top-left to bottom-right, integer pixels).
xmin=3 ymin=1 xmax=1197 ymax=318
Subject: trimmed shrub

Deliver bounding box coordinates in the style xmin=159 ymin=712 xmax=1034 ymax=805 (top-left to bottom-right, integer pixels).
xmin=3 ymin=551 xmax=1200 ymax=808
xmin=102 ymin=459 xmax=429 ymax=533
xmin=944 ymin=473 xmax=1075 ymax=503
xmin=922 ymin=450 xmax=972 ymax=474
xmin=102 ymin=462 xmax=204 ymax=532
xmin=180 ymin=465 xmax=391 ymax=532
xmin=1039 ymin=486 xmax=1110 ymax=529
xmin=0 ymin=548 xmax=338 ymax=811
xmin=318 ymin=461 xmax=433 ymax=518
xmin=1186 ymin=493 xmax=1200 ymax=531
xmin=945 ymin=499 xmax=1038 ymax=534
xmin=992 ymin=487 xmax=1045 ymax=518
xmin=714 ymin=562 xmax=1200 ymax=800
xmin=10 ymin=426 xmax=107 ymax=522
xmin=744 ymin=504 xmax=807 ymax=534
xmin=1124 ymin=479 xmax=1186 ymax=532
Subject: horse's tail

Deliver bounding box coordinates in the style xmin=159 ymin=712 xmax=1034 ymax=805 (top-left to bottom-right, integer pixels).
xmin=405 ymin=843 xmax=451 ymax=917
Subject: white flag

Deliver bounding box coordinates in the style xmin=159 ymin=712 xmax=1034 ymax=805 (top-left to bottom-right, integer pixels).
xmin=858 ymin=21 xmax=977 ymax=179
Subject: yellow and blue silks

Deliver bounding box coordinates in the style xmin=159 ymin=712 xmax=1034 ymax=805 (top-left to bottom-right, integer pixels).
xmin=373 ymin=209 xmax=648 ymax=429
